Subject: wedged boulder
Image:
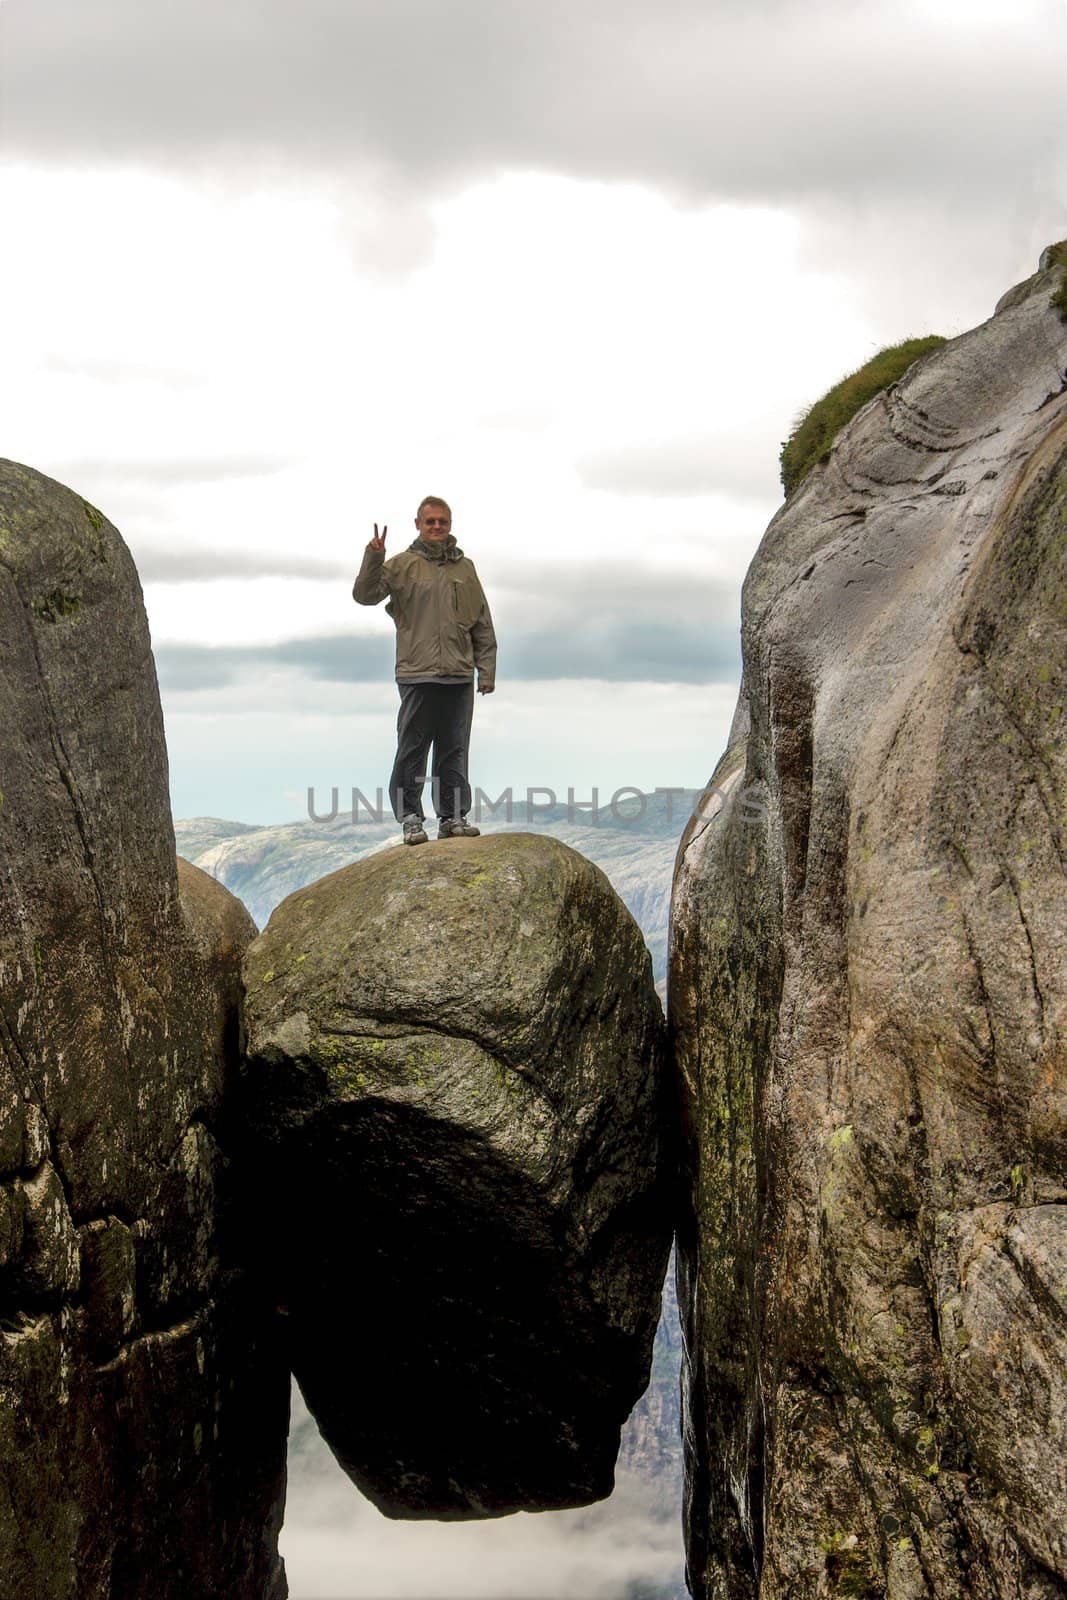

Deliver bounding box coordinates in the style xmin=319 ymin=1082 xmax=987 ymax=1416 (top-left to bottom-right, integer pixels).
xmin=240 ymin=830 xmax=673 ymax=1519
xmin=0 ymin=461 xmax=288 ymax=1600
xmin=671 ymin=249 xmax=1067 ymax=1598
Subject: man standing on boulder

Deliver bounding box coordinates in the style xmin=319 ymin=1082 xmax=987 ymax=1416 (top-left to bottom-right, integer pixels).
xmin=354 ymin=496 xmax=496 ymax=845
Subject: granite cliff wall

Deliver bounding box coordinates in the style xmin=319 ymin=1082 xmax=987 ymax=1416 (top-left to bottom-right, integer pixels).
xmin=0 ymin=461 xmax=289 ymax=1599
xmin=670 ymin=248 xmax=1067 ymax=1598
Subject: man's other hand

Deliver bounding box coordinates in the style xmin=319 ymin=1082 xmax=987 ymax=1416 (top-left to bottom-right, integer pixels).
xmin=369 ymin=523 xmax=387 ymax=551
xmin=478 ymin=684 xmax=494 ymax=694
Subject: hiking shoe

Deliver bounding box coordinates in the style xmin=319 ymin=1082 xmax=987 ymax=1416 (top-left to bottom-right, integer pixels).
xmin=438 ymin=816 xmax=480 ymax=839
xmin=402 ymin=814 xmax=428 ymax=845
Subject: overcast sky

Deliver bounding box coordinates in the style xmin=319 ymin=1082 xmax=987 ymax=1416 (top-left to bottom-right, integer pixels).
xmin=2 ymin=0 xmax=1066 ymax=829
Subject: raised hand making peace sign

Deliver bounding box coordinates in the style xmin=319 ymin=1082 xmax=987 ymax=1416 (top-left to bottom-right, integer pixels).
xmin=369 ymin=523 xmax=387 ymax=552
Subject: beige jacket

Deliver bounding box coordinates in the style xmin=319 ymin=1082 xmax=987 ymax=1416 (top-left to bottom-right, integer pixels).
xmin=353 ymin=539 xmax=497 ymax=689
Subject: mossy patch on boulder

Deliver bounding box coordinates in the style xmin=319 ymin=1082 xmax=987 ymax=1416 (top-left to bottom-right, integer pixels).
xmin=780 ymin=335 xmax=947 ymax=497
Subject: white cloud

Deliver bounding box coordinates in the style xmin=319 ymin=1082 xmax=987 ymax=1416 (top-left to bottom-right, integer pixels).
xmin=281 ymin=1384 xmax=684 ymax=1600
xmin=0 ymin=164 xmax=860 ymax=548
xmin=577 ymin=430 xmax=784 ymax=502
xmin=3 ymin=157 xmax=1056 ymax=824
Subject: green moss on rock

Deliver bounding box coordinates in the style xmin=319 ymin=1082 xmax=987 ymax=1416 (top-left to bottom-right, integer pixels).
xmin=780 ymin=335 xmax=948 ymax=497
xmin=32 ymin=589 xmax=81 ymax=622
xmin=81 ymin=499 xmax=105 ymax=532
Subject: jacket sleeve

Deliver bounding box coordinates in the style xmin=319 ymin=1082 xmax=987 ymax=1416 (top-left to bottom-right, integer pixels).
xmin=353 ymin=545 xmax=390 ymax=605
xmin=471 ymin=589 xmax=497 ymax=690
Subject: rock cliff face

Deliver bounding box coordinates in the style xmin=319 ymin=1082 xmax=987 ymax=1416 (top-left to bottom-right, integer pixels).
xmin=0 ymin=461 xmax=289 ymax=1599
xmin=240 ymin=831 xmax=674 ymax=1519
xmin=671 ymin=249 xmax=1067 ymax=1598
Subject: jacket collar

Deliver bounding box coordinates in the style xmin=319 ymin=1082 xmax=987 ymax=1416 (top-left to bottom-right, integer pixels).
xmin=409 ymin=534 xmax=463 ymax=563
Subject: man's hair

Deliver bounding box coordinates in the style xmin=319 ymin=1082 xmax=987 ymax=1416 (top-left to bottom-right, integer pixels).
xmin=416 ymin=495 xmax=452 ymax=520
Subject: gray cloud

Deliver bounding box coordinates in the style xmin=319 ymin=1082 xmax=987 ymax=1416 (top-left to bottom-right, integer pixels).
xmin=490 ymin=563 xmax=742 ymax=636
xmin=133 ymin=553 xmax=743 ymax=621
xmin=136 ymin=548 xmax=351 ymax=582
xmin=154 ymin=564 xmax=741 ymax=688
xmin=3 ymin=0 xmax=1064 ymax=212
xmin=493 ymin=561 xmax=737 ymax=608
xmin=508 ymin=620 xmax=739 ymax=682
xmin=155 ymin=620 xmax=739 ymax=690
xmin=155 ymin=635 xmax=384 ymax=690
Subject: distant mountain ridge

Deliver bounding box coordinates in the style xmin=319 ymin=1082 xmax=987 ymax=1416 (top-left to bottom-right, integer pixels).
xmin=174 ymin=786 xmax=707 ymax=992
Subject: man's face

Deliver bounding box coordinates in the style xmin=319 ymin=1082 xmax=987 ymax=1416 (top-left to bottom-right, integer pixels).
xmin=416 ymin=504 xmax=452 ymax=542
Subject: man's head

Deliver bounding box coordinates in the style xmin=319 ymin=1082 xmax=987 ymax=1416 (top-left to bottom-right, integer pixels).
xmin=415 ymin=496 xmax=452 ymax=543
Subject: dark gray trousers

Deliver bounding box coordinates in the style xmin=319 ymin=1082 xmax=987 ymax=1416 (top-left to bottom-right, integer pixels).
xmin=389 ymin=681 xmax=475 ymax=823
